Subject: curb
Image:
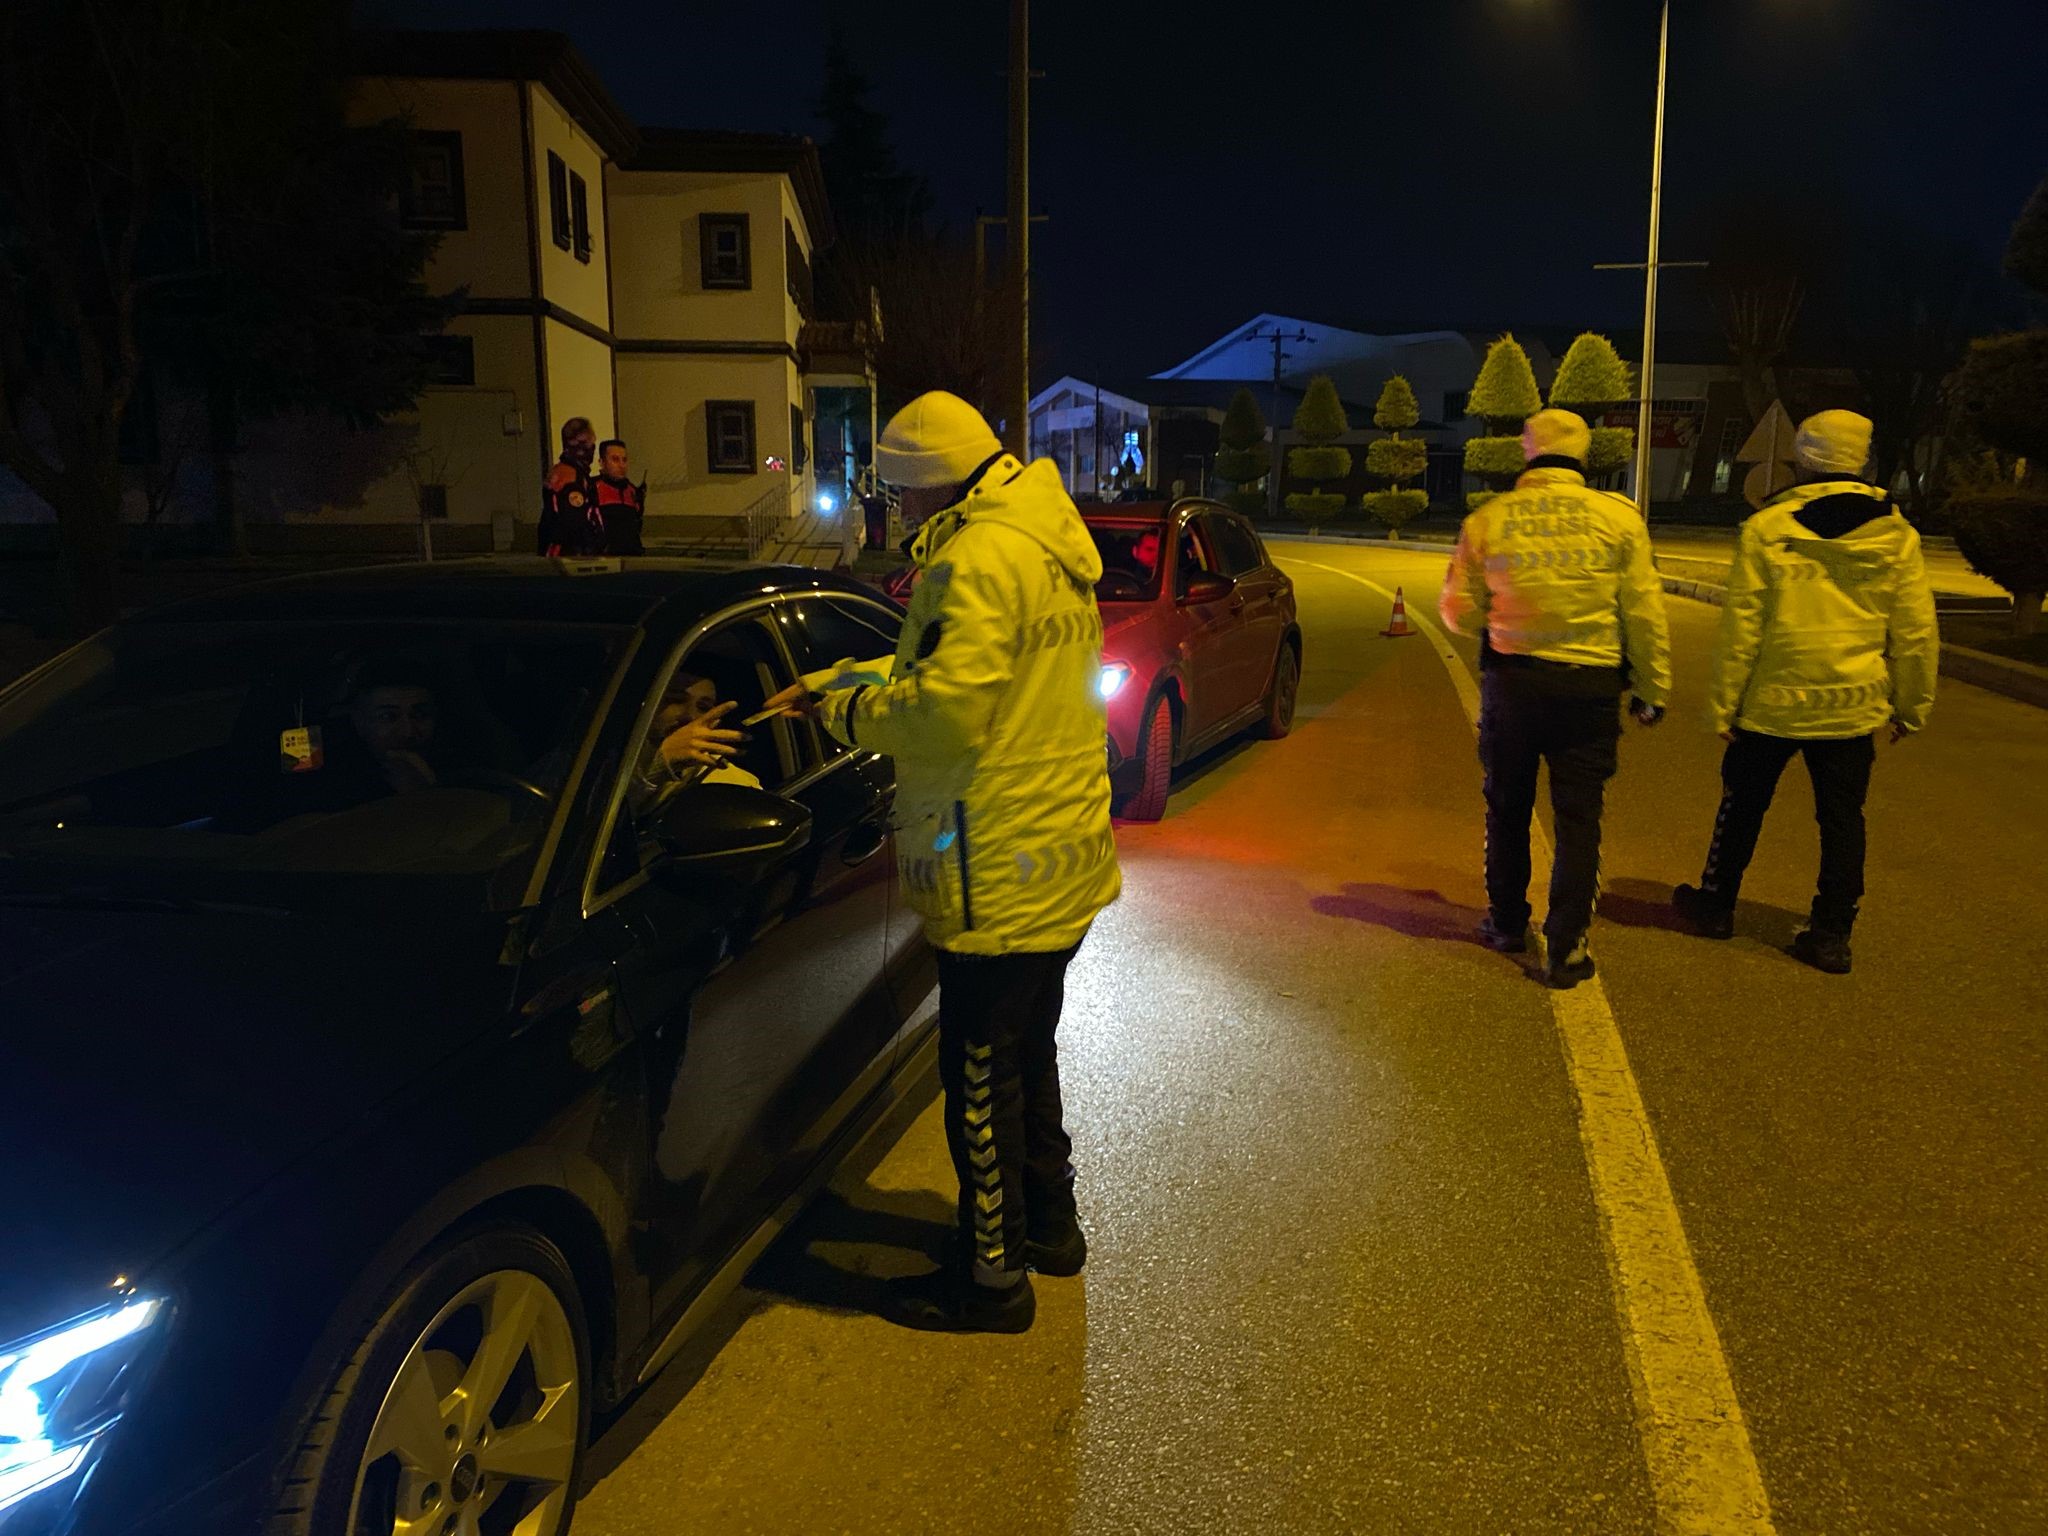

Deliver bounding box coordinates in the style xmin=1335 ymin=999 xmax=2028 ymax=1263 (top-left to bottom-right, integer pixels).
xmin=1658 ymin=575 xmax=2048 ymax=712
xmin=1268 ymin=530 xmax=1457 ymax=548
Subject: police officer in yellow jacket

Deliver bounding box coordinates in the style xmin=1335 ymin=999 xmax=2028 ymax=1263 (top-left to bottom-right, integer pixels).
xmin=1671 ymin=410 xmax=1937 ymax=974
xmin=811 ymin=391 xmax=1120 ymax=1332
xmin=1440 ymin=409 xmax=1672 ymax=987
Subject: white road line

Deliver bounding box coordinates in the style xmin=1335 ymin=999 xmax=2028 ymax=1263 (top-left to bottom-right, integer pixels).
xmin=1283 ymin=552 xmax=1777 ymax=1535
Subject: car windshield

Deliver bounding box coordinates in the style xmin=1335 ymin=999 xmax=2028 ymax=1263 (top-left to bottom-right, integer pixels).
xmin=1087 ymin=521 xmax=1167 ymax=602
xmin=0 ymin=619 xmax=632 ymax=908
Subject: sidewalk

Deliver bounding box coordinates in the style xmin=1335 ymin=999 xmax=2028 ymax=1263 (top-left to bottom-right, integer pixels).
xmin=1657 ymin=569 xmax=2048 ymax=711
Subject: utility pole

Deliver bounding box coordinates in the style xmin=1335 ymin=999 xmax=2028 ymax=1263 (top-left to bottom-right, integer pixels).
xmin=1594 ymin=2 xmax=1705 ymax=516
xmin=1243 ymin=324 xmax=1313 ymax=521
xmin=1636 ymin=1 xmax=1670 ymax=513
xmin=1005 ymin=0 xmax=1031 ymax=456
xmin=1093 ymin=381 xmax=1103 ymax=500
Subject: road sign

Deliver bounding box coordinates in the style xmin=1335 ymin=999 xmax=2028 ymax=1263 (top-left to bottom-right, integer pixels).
xmin=1736 ymin=400 xmax=1797 ymax=466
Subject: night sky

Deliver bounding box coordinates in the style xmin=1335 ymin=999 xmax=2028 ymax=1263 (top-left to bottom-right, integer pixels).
xmin=388 ymin=0 xmax=2044 ymax=382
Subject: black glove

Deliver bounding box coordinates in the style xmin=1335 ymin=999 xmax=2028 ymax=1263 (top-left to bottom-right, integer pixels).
xmin=1629 ymin=697 xmax=1666 ymax=726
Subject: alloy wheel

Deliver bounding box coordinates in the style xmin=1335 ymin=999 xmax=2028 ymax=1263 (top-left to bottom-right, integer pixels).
xmin=348 ymin=1268 xmax=581 ymax=1536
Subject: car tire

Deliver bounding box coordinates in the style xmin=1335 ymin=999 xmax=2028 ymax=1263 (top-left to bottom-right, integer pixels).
xmin=1258 ymin=643 xmax=1300 ymax=740
xmin=1117 ymin=694 xmax=1175 ymax=822
xmin=267 ymin=1225 xmax=591 ymax=1536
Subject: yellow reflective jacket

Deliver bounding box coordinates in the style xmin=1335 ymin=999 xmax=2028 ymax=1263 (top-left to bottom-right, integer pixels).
xmin=818 ymin=455 xmax=1121 ymax=954
xmin=1439 ymin=466 xmax=1673 ymax=705
xmin=1707 ymin=481 xmax=1937 ymax=738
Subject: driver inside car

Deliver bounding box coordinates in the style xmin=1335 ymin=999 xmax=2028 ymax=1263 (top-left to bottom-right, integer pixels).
xmin=347 ymin=668 xmax=440 ymax=796
xmin=641 ymin=671 xmax=762 ymax=793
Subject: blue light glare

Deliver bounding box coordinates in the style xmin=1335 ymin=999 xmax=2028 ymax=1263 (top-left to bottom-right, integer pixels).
xmin=0 ymin=1298 xmax=161 ymax=1512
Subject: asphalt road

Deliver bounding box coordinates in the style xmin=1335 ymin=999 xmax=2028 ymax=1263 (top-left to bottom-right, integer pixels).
xmin=572 ymin=540 xmax=2046 ymax=1535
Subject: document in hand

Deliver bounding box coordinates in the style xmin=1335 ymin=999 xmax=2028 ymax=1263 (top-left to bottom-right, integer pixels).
xmin=800 ymin=656 xmax=896 ymax=694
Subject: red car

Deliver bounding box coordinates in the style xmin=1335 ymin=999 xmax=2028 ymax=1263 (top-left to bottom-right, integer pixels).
xmin=1086 ymin=499 xmax=1300 ymax=820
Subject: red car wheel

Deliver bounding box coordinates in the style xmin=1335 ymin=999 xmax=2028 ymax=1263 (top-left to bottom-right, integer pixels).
xmin=1118 ymin=693 xmax=1175 ymax=822
xmin=1259 ymin=643 xmax=1300 ymax=740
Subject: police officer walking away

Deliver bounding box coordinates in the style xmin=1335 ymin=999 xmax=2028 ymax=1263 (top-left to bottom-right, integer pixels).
xmin=1671 ymin=409 xmax=1937 ymax=974
xmin=808 ymin=390 xmax=1120 ymax=1332
xmin=1440 ymin=408 xmax=1672 ymax=988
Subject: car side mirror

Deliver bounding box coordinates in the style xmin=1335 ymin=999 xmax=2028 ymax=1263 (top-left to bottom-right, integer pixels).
xmin=1180 ymin=572 xmax=1235 ymax=606
xmin=649 ymin=782 xmax=812 ymax=864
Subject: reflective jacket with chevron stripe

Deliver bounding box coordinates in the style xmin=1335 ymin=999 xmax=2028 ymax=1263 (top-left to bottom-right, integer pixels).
xmin=819 ymin=454 xmax=1122 ymax=954
xmin=1707 ymin=481 xmax=1937 ymax=739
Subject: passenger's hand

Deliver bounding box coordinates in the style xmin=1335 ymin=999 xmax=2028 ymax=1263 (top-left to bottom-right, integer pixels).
xmin=760 ymin=680 xmax=815 ymax=719
xmin=1718 ymin=729 xmax=1738 ymax=744
xmin=659 ymin=701 xmax=744 ymax=770
xmin=380 ymin=749 xmax=438 ymax=793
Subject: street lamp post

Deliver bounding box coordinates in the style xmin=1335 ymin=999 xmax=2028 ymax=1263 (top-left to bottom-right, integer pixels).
xmin=1634 ymin=0 xmax=1671 ymax=511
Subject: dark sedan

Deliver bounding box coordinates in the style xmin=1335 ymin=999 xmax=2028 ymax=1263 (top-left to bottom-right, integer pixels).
xmin=0 ymin=560 xmax=933 ymax=1535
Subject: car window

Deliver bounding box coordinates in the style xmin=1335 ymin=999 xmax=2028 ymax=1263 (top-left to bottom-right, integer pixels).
xmin=0 ymin=619 xmax=630 ymax=903
xmin=1206 ymin=513 xmax=1266 ymax=578
xmin=1085 ymin=522 xmax=1167 ymax=602
xmin=775 ymin=596 xmax=904 ymax=759
xmin=594 ymin=613 xmax=813 ymax=895
xmin=1175 ymin=520 xmax=1218 ymax=597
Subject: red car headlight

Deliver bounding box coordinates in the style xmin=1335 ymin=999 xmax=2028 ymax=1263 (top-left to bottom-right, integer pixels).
xmin=1097 ymin=662 xmax=1133 ymax=700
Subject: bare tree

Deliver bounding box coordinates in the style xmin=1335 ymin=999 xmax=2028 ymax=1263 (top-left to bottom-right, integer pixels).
xmin=835 ymin=236 xmax=1021 ymax=424
xmin=402 ymin=443 xmax=466 ymax=562
xmin=1714 ymin=273 xmax=1804 ymax=424
xmin=0 ymin=0 xmax=441 ymax=633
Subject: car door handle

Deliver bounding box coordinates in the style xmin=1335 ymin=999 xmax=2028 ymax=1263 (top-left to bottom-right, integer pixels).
xmin=842 ymin=820 xmax=887 ymax=867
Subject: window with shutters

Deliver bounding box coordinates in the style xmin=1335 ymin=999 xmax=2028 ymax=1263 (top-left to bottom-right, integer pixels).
xmin=700 ymin=214 xmax=751 ymax=289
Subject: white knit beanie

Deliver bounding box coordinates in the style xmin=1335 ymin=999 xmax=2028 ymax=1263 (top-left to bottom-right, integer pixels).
xmin=874 ymin=391 xmax=1005 ymax=489
xmin=1792 ymin=410 xmax=1873 ymax=476
xmin=1522 ymin=408 xmax=1592 ymax=464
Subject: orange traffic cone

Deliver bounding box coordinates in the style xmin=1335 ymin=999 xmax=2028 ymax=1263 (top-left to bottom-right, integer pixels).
xmin=1382 ymin=585 xmax=1416 ymax=638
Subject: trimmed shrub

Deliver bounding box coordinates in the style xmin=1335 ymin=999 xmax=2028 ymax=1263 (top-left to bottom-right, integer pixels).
xmin=1214 ymin=386 xmax=1271 ymax=502
xmin=1947 ymin=484 xmax=2048 ymax=636
xmin=1289 ymin=445 xmax=1352 ymax=482
xmin=1468 ymin=335 xmax=1542 ymax=425
xmin=1226 ymin=489 xmax=1268 ymax=520
xmin=1373 ymin=374 xmax=1421 ymax=432
xmin=1466 ymin=490 xmax=1499 ymax=512
xmin=1285 ymin=490 xmax=1347 ymax=519
xmin=1364 ymin=374 xmax=1430 ymax=538
xmin=1366 ymin=435 xmax=1428 ymax=481
xmin=1285 ymin=374 xmax=1352 ymax=521
xmin=1363 ymin=489 xmax=1429 ymax=527
xmin=1549 ymin=332 xmax=1633 ymax=408
xmin=1463 ymin=434 xmax=1526 ymax=478
xmin=1586 ymin=426 xmax=1634 ymax=477
xmin=1951 ymin=331 xmax=2048 ymax=464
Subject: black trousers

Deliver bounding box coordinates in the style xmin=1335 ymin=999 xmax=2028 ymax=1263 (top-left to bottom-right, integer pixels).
xmin=935 ymin=940 xmax=1084 ymax=1286
xmin=1698 ymin=730 xmax=1876 ymax=934
xmin=1478 ymin=662 xmax=1624 ymax=947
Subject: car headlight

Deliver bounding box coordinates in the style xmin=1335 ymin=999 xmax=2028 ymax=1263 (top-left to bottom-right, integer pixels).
xmin=0 ymin=1298 xmax=162 ymax=1512
xmin=1097 ymin=662 xmax=1133 ymax=700
xmin=818 ymin=490 xmax=836 ymax=513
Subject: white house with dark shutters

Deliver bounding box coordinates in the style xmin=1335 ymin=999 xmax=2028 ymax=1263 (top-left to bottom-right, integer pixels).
xmin=0 ymin=29 xmax=873 ymax=562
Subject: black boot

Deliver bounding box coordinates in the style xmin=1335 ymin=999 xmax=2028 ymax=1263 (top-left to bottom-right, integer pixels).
xmin=1478 ymin=913 xmax=1531 ymax=953
xmin=1025 ymin=1218 xmax=1088 ymax=1277
xmin=1545 ymin=933 xmax=1596 ymax=989
xmin=886 ymin=1270 xmax=1036 ymax=1334
xmin=1791 ymin=929 xmax=1852 ymax=975
xmin=1671 ymin=883 xmax=1735 ymax=939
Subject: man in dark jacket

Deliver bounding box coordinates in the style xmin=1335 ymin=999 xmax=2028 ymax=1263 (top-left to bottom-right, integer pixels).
xmin=538 ymin=417 xmax=603 ymax=557
xmin=593 ymin=438 xmax=646 ymax=555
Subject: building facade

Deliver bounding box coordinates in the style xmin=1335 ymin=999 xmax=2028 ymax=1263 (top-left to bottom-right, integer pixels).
xmin=0 ymin=30 xmax=872 ymax=562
